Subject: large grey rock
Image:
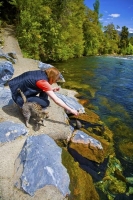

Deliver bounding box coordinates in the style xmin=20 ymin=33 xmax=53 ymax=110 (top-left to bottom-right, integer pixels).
xmin=69 ymin=130 xmax=104 ymax=163
xmin=38 ymin=61 xmax=65 ymax=82
xmin=0 ymin=121 xmax=27 ymax=143
xmin=0 ymin=61 xmax=14 ymax=86
xmin=0 ymin=49 xmax=17 ymax=64
xmin=0 ymin=87 xmax=13 ymax=107
xmin=14 ymin=135 xmax=70 ymax=197
xmin=56 ymin=93 xmax=85 ymax=113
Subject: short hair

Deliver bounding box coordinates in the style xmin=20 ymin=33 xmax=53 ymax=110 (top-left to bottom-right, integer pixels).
xmin=45 ymin=67 xmax=60 ymax=83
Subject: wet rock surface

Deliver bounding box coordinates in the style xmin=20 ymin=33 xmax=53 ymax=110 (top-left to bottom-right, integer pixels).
xmin=69 ymin=130 xmax=104 ymax=163
xmin=68 ymin=147 xmax=109 ymax=182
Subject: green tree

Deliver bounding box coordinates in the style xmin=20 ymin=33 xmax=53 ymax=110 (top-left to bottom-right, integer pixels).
xmin=129 ymin=37 xmax=133 ymax=45
xmin=93 ymin=0 xmax=100 ymax=15
xmin=116 ymin=25 xmax=120 ymax=31
xmin=119 ymin=26 xmax=129 ymax=50
xmin=2 ymin=0 xmax=126 ymax=59
xmin=8 ymin=0 xmax=85 ymax=61
xmin=41 ymin=0 xmax=85 ymax=61
xmin=126 ymin=43 xmax=133 ymax=55
xmin=103 ymin=23 xmax=119 ymax=54
xmin=93 ymin=0 xmax=102 ymax=27
xmin=104 ymin=23 xmax=119 ymax=40
xmin=83 ymin=8 xmax=103 ymax=55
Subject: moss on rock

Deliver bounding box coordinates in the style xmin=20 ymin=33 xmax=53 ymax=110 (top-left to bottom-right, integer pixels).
xmin=62 ymin=148 xmax=99 ymax=200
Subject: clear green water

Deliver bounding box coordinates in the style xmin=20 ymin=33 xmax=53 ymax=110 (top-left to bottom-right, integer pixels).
xmin=55 ymin=55 xmax=133 ymax=177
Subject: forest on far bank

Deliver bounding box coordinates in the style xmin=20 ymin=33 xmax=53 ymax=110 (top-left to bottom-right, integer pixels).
xmin=0 ymin=0 xmax=133 ymax=62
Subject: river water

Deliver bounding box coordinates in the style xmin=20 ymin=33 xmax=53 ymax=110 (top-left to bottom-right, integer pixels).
xmin=55 ymin=55 xmax=133 ymax=178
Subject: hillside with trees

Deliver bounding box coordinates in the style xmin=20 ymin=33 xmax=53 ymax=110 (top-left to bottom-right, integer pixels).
xmin=0 ymin=0 xmax=133 ymax=62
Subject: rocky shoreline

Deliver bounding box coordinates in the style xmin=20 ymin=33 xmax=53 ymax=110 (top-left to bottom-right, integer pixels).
xmin=0 ymin=25 xmax=101 ymax=200
xmin=1 ymin=25 xmax=133 ymax=200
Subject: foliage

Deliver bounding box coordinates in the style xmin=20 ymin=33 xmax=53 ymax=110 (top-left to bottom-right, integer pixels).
xmin=125 ymin=43 xmax=133 ymax=55
xmin=103 ymin=23 xmax=120 ymax=54
xmin=83 ymin=8 xmax=103 ymax=56
xmin=0 ymin=0 xmax=133 ymax=61
xmin=7 ymin=0 xmax=85 ymax=61
xmin=104 ymin=23 xmax=118 ymax=40
xmin=40 ymin=0 xmax=85 ymax=61
xmin=129 ymin=37 xmax=133 ymax=45
xmin=93 ymin=0 xmax=103 ymax=28
xmin=93 ymin=0 xmax=100 ymax=15
xmin=0 ymin=1 xmax=2 ymax=6
xmin=119 ymin=26 xmax=129 ymax=49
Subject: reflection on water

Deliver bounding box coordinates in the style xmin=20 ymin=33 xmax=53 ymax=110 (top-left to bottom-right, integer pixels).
xmin=55 ymin=56 xmax=133 ymax=176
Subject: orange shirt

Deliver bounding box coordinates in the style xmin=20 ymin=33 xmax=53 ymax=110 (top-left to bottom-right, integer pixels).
xmin=36 ymin=80 xmax=52 ymax=91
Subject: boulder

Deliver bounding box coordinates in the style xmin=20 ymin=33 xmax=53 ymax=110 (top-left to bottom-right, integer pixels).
xmin=56 ymin=93 xmax=85 ymax=113
xmin=14 ymin=134 xmax=70 ymax=197
xmin=0 ymin=87 xmax=13 ymax=107
xmin=69 ymin=130 xmax=104 ymax=163
xmin=0 ymin=48 xmax=17 ymax=64
xmin=0 ymin=121 xmax=27 ymax=143
xmin=0 ymin=61 xmax=14 ymax=86
xmin=38 ymin=61 xmax=65 ymax=82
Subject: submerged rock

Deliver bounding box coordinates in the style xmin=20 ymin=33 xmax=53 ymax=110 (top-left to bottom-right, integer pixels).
xmin=76 ymin=119 xmax=82 ymax=129
xmin=62 ymin=148 xmax=100 ymax=200
xmin=68 ymin=147 xmax=108 ymax=182
xmin=69 ymin=130 xmax=104 ymax=163
xmin=69 ymin=110 xmax=100 ymax=124
xmin=0 ymin=121 xmax=27 ymax=143
xmin=114 ymin=194 xmax=133 ymax=200
xmin=14 ymin=134 xmax=70 ymax=197
xmin=118 ymin=140 xmax=133 ymax=162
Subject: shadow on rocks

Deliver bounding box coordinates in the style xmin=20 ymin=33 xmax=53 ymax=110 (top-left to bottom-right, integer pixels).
xmin=2 ymin=103 xmax=25 ymax=124
xmin=45 ymin=118 xmax=68 ymax=126
xmin=2 ymin=104 xmax=39 ymax=131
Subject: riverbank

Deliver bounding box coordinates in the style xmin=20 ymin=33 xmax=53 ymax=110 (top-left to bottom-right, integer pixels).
xmin=0 ymin=25 xmax=80 ymax=200
xmin=0 ymin=23 xmax=103 ymax=200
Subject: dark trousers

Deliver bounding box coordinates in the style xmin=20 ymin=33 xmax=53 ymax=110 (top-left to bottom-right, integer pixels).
xmin=12 ymin=92 xmax=50 ymax=108
xmin=25 ymin=92 xmax=50 ymax=108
